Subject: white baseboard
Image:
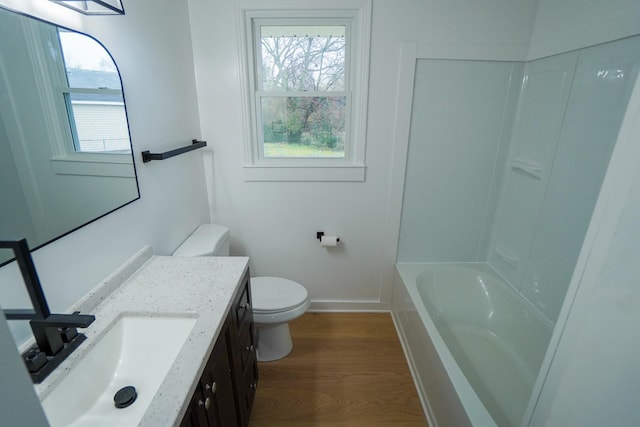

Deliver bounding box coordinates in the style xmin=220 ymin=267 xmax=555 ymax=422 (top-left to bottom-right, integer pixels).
xmin=308 ymin=299 xmax=391 ymax=312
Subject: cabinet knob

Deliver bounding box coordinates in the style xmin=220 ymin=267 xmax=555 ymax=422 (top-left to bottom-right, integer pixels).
xmin=198 ymin=397 xmax=211 ymax=410
xmin=205 ymin=382 xmax=218 ymax=394
xmin=245 ymin=344 xmax=254 ymax=352
xmin=240 ymin=302 xmax=250 ymax=310
xmin=249 ymin=382 xmax=257 ymax=389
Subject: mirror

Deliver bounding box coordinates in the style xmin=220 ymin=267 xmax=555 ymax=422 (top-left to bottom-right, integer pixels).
xmin=0 ymin=6 xmax=139 ymax=265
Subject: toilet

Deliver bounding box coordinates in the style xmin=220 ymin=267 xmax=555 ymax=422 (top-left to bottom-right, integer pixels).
xmin=173 ymin=224 xmax=310 ymax=362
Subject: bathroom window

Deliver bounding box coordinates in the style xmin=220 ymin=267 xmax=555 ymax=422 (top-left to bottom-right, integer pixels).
xmin=240 ymin=2 xmax=371 ymax=181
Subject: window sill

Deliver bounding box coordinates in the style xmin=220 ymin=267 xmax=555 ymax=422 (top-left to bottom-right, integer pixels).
xmin=242 ymin=164 xmax=365 ymax=182
xmin=51 ymin=155 xmax=136 ymax=178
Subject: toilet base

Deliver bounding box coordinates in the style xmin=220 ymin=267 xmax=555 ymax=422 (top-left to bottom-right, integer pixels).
xmin=255 ymin=322 xmax=293 ymax=362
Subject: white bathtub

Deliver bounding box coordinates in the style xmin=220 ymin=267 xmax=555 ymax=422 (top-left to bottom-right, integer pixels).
xmin=392 ymin=262 xmax=553 ymax=427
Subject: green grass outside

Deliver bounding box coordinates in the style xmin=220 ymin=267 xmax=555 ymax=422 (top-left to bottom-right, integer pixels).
xmin=264 ymin=142 xmax=344 ymax=158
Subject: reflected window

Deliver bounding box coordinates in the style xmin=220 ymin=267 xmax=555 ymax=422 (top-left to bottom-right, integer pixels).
xmin=58 ymin=30 xmax=130 ymax=153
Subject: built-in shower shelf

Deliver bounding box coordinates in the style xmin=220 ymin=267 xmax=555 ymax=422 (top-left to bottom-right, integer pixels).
xmin=511 ymin=159 xmax=544 ymax=180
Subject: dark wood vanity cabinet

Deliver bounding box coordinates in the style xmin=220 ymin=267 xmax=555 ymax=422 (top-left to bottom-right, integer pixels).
xmin=180 ymin=327 xmax=237 ymax=427
xmin=228 ymin=272 xmax=259 ymax=427
xmin=181 ymin=272 xmax=258 ymax=427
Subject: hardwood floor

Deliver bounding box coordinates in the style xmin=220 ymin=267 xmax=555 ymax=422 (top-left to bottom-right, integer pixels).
xmin=249 ymin=312 xmax=428 ymax=427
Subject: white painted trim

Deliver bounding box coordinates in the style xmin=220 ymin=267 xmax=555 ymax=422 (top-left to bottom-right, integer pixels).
xmin=237 ymin=0 xmax=372 ymax=10
xmin=308 ymin=299 xmax=389 ymax=312
xmin=416 ymin=42 xmax=528 ymax=62
xmin=349 ymin=0 xmax=372 ymax=166
xmin=50 ymin=156 xmax=136 ymax=178
xmin=378 ymin=42 xmax=418 ymax=304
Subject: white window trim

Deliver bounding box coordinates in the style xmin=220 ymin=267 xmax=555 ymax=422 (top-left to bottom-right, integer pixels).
xmin=50 ymin=153 xmax=136 ymax=177
xmin=238 ymin=0 xmax=371 ymax=182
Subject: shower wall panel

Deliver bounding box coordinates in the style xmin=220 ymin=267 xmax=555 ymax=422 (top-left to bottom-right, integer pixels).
xmin=520 ymin=36 xmax=640 ymax=321
xmin=487 ymin=52 xmax=578 ymax=288
xmin=398 ymin=36 xmax=640 ymax=323
xmin=489 ymin=35 xmax=640 ymax=322
xmin=398 ymin=60 xmax=522 ymax=262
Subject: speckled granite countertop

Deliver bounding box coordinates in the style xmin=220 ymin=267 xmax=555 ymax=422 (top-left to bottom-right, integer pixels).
xmin=33 ymin=246 xmax=249 ymax=427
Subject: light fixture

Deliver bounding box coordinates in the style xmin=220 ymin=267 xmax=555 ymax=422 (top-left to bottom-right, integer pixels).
xmin=49 ymin=0 xmax=125 ymax=15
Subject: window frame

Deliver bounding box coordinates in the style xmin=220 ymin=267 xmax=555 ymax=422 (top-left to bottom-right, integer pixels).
xmin=62 ymin=88 xmax=129 ymax=154
xmin=239 ymin=1 xmax=371 ymax=181
xmin=0 ymin=13 xmax=134 ymax=179
xmin=253 ymin=19 xmax=351 ymax=162
xmin=48 ymin=26 xmax=133 ymax=176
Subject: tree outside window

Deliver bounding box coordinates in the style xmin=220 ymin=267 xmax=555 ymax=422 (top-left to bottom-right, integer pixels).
xmin=257 ymin=25 xmax=348 ymax=158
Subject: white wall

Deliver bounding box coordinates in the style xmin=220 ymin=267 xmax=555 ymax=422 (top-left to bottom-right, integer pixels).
xmin=0 ymin=0 xmax=210 ymax=346
xmin=527 ymin=0 xmax=640 ymax=59
xmin=188 ymin=0 xmax=537 ymax=309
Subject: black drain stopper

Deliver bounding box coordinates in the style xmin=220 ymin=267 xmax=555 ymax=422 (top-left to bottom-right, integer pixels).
xmin=114 ymin=386 xmax=137 ymax=409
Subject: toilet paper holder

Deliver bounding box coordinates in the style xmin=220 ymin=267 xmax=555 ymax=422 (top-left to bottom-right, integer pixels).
xmin=316 ymin=232 xmax=340 ymax=242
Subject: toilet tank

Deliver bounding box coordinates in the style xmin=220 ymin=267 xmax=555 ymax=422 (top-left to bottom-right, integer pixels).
xmin=172 ymin=224 xmax=230 ymax=257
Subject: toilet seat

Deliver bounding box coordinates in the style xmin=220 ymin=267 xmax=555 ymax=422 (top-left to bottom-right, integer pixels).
xmin=250 ymin=277 xmax=310 ymax=324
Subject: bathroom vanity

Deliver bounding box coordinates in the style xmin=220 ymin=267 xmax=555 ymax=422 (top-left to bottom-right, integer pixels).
xmin=181 ymin=271 xmax=258 ymax=427
xmin=33 ymin=247 xmax=258 ymax=427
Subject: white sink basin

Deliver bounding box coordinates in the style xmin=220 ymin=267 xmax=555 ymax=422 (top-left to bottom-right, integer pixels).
xmin=41 ymin=314 xmax=198 ymax=427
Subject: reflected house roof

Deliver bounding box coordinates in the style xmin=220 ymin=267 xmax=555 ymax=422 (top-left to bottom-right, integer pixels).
xmin=66 ymin=68 xmax=123 ymax=102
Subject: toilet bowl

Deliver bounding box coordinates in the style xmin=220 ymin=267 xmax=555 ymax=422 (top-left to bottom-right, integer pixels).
xmin=173 ymin=224 xmax=310 ymax=362
xmin=250 ymin=276 xmax=310 ymax=362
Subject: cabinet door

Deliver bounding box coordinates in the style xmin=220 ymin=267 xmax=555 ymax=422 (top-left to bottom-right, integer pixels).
xmin=228 ymin=272 xmax=258 ymax=427
xmin=181 ymin=271 xmax=258 ymax=427
xmin=200 ymin=320 xmax=239 ymax=427
xmin=180 ymin=384 xmax=208 ymax=427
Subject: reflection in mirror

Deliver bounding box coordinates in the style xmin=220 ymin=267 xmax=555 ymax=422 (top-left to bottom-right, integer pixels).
xmin=0 ymin=7 xmax=139 ymax=265
xmin=58 ymin=29 xmax=131 ymax=154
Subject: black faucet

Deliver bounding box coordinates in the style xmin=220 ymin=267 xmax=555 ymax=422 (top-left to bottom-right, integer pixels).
xmin=0 ymin=239 xmax=95 ymax=382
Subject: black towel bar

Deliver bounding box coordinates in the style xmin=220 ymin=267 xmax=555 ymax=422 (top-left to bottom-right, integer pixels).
xmin=141 ymin=139 xmax=207 ymax=163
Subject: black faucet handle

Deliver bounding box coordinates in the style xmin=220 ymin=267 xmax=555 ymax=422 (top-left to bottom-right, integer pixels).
xmin=23 ymin=348 xmax=48 ymax=373
xmin=31 ymin=312 xmax=96 ymax=328
xmin=59 ymin=326 xmax=79 ymax=343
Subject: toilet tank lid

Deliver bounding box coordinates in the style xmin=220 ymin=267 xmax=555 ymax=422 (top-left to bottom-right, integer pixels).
xmin=173 ymin=224 xmax=230 ymax=257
